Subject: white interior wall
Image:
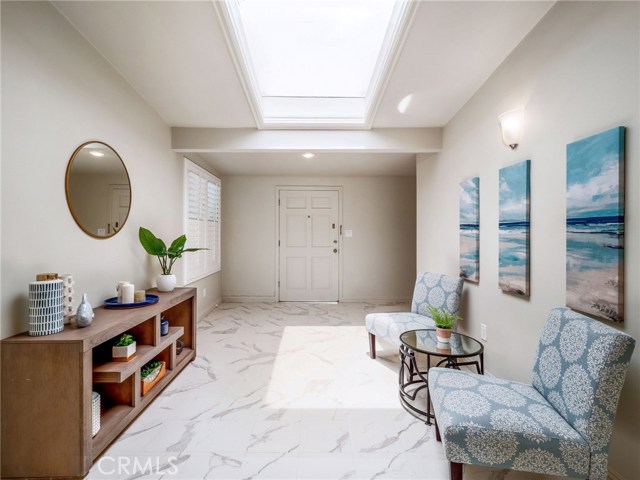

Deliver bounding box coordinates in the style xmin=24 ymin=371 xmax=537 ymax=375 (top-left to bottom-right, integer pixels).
xmin=1 ymin=2 xmax=221 ymax=337
xmin=416 ymin=2 xmax=639 ymax=478
xmin=222 ymin=175 xmax=416 ymax=302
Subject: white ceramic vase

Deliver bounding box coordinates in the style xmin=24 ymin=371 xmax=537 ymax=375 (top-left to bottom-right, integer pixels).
xmin=156 ymin=274 xmax=177 ymax=292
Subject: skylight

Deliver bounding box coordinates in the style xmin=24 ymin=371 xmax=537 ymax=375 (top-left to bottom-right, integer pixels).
xmin=219 ymin=0 xmax=413 ymax=127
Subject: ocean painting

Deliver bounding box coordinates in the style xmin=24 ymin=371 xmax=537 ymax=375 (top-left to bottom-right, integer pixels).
xmin=567 ymin=126 xmax=625 ymax=322
xmin=499 ymin=160 xmax=530 ymax=296
xmin=460 ymin=177 xmax=479 ymax=282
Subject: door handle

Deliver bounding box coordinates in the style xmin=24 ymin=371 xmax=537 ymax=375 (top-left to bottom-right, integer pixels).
xmin=333 ymin=248 xmax=338 ymax=253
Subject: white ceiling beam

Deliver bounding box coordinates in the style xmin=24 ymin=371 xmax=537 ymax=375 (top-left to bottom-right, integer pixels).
xmin=172 ymin=127 xmax=441 ymax=153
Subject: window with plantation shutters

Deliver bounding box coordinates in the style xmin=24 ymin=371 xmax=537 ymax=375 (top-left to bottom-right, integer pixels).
xmin=183 ymin=159 xmax=221 ymax=283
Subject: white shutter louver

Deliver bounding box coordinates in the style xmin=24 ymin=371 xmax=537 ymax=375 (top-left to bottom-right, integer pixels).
xmin=184 ymin=160 xmax=221 ymax=283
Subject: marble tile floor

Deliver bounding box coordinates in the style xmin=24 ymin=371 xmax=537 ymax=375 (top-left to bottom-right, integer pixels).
xmin=88 ymin=302 xmax=568 ymax=480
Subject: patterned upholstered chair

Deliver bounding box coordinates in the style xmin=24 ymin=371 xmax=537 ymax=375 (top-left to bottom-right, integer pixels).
xmin=428 ymin=307 xmax=635 ymax=480
xmin=365 ymin=272 xmax=464 ymax=358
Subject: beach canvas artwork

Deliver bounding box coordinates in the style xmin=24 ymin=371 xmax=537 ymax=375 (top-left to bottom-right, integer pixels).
xmin=499 ymin=160 xmax=530 ymax=296
xmin=460 ymin=177 xmax=479 ymax=282
xmin=566 ymin=126 xmax=625 ymax=322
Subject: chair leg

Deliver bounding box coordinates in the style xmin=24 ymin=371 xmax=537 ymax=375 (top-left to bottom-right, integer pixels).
xmin=450 ymin=462 xmax=462 ymax=480
xmin=435 ymin=421 xmax=441 ymax=442
xmin=369 ymin=333 xmax=376 ymax=359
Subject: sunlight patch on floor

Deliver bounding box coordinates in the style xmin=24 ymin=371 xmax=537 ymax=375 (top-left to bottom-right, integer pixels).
xmin=264 ymin=326 xmax=402 ymax=410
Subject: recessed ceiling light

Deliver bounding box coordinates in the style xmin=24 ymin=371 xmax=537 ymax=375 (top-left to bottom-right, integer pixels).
xmin=302 ymin=153 xmax=315 ymax=159
xmin=89 ymin=151 xmax=105 ymax=157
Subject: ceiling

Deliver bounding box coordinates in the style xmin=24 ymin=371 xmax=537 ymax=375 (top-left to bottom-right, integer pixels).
xmin=53 ymin=0 xmax=554 ymax=175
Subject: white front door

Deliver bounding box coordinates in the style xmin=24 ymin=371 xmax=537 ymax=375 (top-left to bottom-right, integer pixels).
xmin=279 ymin=189 xmax=339 ymax=301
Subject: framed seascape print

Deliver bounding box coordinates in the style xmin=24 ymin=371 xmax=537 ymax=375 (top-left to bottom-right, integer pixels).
xmin=566 ymin=126 xmax=625 ymax=322
xmin=499 ymin=160 xmax=530 ymax=296
xmin=460 ymin=177 xmax=479 ymax=282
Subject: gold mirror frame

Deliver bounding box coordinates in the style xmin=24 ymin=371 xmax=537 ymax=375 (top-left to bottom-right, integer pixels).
xmin=65 ymin=141 xmax=132 ymax=239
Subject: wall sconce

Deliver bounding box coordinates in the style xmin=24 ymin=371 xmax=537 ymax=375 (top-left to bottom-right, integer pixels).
xmin=498 ymin=108 xmax=524 ymax=150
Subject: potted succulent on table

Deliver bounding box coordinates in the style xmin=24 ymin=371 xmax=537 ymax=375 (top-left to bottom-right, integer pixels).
xmin=112 ymin=333 xmax=136 ymax=362
xmin=140 ymin=359 xmax=166 ymax=395
xmin=427 ymin=306 xmax=462 ymax=344
xmin=139 ymin=227 xmax=207 ymax=292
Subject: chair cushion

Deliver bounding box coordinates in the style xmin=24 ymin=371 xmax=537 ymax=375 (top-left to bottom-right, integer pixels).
xmin=428 ymin=368 xmax=590 ymax=478
xmin=365 ymin=312 xmax=435 ymax=346
xmin=411 ymin=272 xmax=464 ymax=317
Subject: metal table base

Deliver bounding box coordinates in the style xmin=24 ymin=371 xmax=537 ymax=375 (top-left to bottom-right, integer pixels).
xmin=398 ymin=344 xmax=483 ymax=425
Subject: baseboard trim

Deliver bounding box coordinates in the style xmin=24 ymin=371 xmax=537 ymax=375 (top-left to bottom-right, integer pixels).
xmin=222 ymin=296 xmax=278 ymax=303
xmin=198 ymin=299 xmax=222 ymax=320
xmin=220 ymin=297 xmax=411 ymax=304
xmin=341 ymin=298 xmax=412 ymax=303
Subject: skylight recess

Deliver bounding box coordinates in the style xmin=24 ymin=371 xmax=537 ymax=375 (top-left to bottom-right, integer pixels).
xmin=219 ymin=0 xmax=413 ymax=127
xmin=239 ymin=0 xmax=395 ymax=98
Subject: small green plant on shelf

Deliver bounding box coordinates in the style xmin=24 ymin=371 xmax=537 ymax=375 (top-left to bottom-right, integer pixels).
xmin=114 ymin=333 xmax=134 ymax=347
xmin=426 ymin=306 xmax=461 ymax=330
xmin=112 ymin=333 xmax=136 ymax=362
xmin=141 ymin=360 xmax=163 ymax=380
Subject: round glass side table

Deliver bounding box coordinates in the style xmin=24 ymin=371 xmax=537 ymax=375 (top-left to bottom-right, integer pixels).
xmin=398 ymin=329 xmax=484 ymax=424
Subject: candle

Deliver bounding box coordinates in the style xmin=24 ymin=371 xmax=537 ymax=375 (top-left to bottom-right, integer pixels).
xmin=121 ymin=283 xmax=135 ymax=304
xmin=134 ymin=290 xmax=146 ymax=302
xmin=116 ymin=281 xmax=129 ymax=303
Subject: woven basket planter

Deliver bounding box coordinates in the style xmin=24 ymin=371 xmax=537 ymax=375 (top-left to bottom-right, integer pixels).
xmin=141 ymin=361 xmax=166 ymax=396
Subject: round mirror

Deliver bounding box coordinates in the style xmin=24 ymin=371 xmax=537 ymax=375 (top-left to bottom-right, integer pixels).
xmin=65 ymin=141 xmax=131 ymax=239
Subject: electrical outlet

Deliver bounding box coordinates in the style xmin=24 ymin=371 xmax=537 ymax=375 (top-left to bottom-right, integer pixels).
xmin=202 ymin=288 xmax=207 ymax=298
xmin=480 ymin=323 xmax=487 ymax=341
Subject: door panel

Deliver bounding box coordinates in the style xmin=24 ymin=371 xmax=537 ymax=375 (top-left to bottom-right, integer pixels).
xmin=286 ymin=215 xmax=307 ymax=247
xmin=311 ymin=195 xmax=332 ymax=209
xmin=285 ymin=257 xmax=306 ymax=290
xmin=311 ymin=215 xmax=332 ymax=247
xmin=279 ymin=189 xmax=339 ymax=301
xmin=311 ymin=257 xmax=332 ymax=290
xmin=286 ymin=195 xmax=307 ymax=209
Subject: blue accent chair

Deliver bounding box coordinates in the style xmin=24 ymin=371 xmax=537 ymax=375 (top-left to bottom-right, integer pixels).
xmin=428 ymin=307 xmax=635 ymax=480
xmin=365 ymin=272 xmax=464 ymax=358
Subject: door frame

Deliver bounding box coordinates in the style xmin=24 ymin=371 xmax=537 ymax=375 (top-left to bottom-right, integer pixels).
xmin=275 ymin=185 xmax=343 ymax=302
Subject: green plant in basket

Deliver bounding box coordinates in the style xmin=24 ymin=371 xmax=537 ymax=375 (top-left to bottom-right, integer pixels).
xmin=139 ymin=227 xmax=207 ymax=275
xmin=114 ymin=333 xmax=134 ymax=347
xmin=426 ymin=306 xmax=461 ymax=329
xmin=141 ymin=360 xmax=162 ymax=380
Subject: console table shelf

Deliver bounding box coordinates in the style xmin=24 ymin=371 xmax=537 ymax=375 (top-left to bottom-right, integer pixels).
xmin=93 ymin=326 xmax=183 ymax=383
xmin=1 ymin=287 xmax=196 ymax=479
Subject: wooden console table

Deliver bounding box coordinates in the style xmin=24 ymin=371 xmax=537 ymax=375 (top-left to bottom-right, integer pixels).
xmin=1 ymin=287 xmax=196 ymax=479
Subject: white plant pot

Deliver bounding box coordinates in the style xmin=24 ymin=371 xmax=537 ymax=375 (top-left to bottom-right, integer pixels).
xmin=112 ymin=341 xmax=136 ymax=362
xmin=157 ymin=274 xmax=177 ymax=292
